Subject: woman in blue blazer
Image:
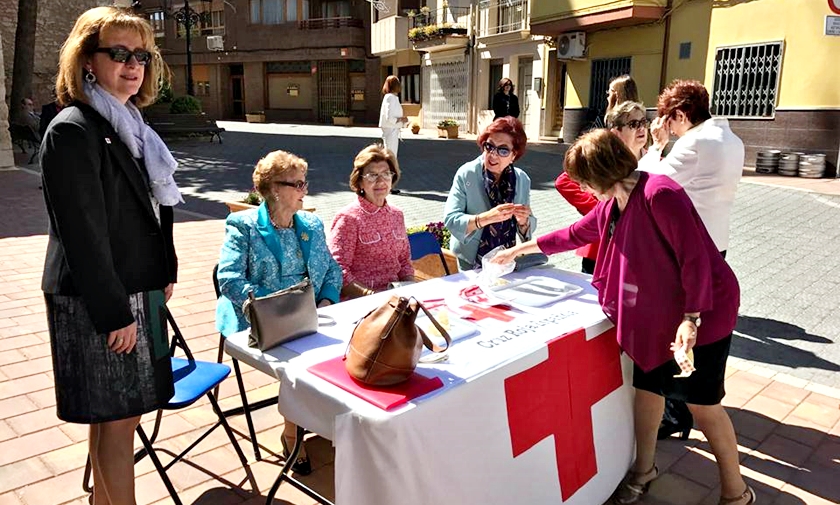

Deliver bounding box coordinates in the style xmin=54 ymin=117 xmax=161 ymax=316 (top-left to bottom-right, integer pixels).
xmin=216 ymin=150 xmax=341 ymax=474
xmin=444 ymin=117 xmax=537 ymax=270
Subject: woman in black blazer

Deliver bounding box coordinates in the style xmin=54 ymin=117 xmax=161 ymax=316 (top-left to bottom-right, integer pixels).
xmin=40 ymin=7 xmax=180 ymax=503
xmin=492 ymin=77 xmax=520 ymax=120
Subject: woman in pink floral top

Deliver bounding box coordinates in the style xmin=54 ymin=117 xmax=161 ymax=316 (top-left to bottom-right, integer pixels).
xmin=328 ymin=144 xmax=415 ymax=299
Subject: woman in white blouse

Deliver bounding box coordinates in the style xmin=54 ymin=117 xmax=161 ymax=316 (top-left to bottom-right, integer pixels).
xmin=379 ymin=75 xmax=407 ymax=158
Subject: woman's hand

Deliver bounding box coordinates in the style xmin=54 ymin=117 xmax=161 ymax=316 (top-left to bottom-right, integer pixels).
xmin=480 ymin=203 xmax=517 ymax=226
xmin=317 ymin=299 xmax=333 ymax=308
xmin=490 ymin=246 xmax=520 ymax=265
xmin=164 ymin=283 xmax=174 ymax=302
xmin=512 ymin=204 xmax=531 ymax=227
xmin=670 ymin=320 xmax=698 ymax=354
xmin=649 ymin=116 xmax=670 ymax=151
xmin=107 ymin=321 xmax=138 ymax=354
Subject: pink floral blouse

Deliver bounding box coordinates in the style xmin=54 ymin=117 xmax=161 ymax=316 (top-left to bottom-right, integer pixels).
xmin=328 ymin=196 xmax=414 ymax=293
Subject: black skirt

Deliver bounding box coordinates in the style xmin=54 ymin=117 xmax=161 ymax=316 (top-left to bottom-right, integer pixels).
xmin=45 ymin=290 xmax=174 ymax=424
xmin=632 ymin=334 xmax=732 ymax=406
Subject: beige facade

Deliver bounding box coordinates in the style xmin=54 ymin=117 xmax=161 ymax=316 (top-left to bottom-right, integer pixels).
xmin=0 ymin=34 xmax=14 ymax=169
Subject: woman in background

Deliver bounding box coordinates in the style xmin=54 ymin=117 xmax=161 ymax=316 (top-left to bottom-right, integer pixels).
xmin=379 ymin=75 xmax=408 ymax=194
xmin=492 ymin=77 xmax=520 ymax=120
xmin=606 ymin=74 xmax=639 ymax=114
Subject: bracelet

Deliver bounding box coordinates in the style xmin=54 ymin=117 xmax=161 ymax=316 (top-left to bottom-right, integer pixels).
xmin=475 ymin=214 xmax=482 ymax=229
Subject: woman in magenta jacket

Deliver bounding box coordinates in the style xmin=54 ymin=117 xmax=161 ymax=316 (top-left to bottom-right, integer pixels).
xmin=494 ymin=130 xmax=753 ymax=505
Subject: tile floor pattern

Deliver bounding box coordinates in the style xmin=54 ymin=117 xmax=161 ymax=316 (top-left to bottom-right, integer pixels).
xmin=1 ymin=170 xmax=839 ymax=505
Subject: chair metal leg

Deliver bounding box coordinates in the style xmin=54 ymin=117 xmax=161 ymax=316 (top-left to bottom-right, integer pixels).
xmin=136 ymin=425 xmax=183 ymax=505
xmin=232 ymin=358 xmax=262 ymax=461
xmin=265 ymin=425 xmax=333 ymax=505
xmin=212 ymin=333 xmax=225 ymax=400
xmin=207 ymin=391 xmax=257 ymax=491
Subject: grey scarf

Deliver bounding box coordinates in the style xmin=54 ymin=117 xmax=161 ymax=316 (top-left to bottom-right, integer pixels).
xmin=84 ymin=82 xmax=183 ymax=206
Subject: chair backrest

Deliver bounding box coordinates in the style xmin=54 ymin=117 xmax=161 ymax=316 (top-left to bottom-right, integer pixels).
xmin=408 ymin=231 xmax=451 ymax=275
xmin=212 ymin=264 xmax=221 ymax=298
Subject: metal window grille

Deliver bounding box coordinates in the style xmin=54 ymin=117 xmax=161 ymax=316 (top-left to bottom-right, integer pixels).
xmin=422 ymin=60 xmax=469 ymax=130
xmin=712 ymin=42 xmax=782 ymax=118
xmin=478 ymin=0 xmax=528 ymax=35
xmin=588 ymin=57 xmax=631 ymax=118
xmin=317 ymin=60 xmax=348 ymax=122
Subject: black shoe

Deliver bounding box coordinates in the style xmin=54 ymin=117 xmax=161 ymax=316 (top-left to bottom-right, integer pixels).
xmin=658 ymin=399 xmax=693 ymax=440
xmin=390 ymin=188 xmax=401 ymax=194
xmin=281 ymin=435 xmax=313 ymax=475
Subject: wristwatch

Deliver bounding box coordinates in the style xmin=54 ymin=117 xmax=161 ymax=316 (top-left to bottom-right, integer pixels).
xmin=683 ymin=315 xmax=702 ymax=327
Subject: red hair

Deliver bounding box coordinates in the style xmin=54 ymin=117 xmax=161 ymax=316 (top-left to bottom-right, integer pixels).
xmin=657 ymin=79 xmax=712 ymax=125
xmin=477 ymin=117 xmax=528 ymax=161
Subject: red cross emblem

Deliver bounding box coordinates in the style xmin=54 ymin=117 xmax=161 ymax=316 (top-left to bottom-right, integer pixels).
xmin=460 ymin=303 xmax=516 ymax=323
xmin=505 ymin=327 xmax=623 ymax=500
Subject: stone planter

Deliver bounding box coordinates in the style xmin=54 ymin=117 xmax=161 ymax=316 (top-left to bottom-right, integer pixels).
xmin=437 ymin=126 xmax=459 ymax=139
xmin=245 ymin=113 xmax=265 ymax=123
xmin=412 ymin=249 xmax=459 ymax=281
xmin=332 ymin=116 xmax=354 ymax=126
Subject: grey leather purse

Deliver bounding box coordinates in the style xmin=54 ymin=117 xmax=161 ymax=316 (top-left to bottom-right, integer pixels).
xmin=243 ymin=279 xmax=318 ymax=351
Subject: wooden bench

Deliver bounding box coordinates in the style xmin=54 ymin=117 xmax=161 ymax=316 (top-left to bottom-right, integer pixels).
xmin=147 ymin=114 xmax=225 ymax=143
xmin=8 ymin=123 xmax=41 ymax=164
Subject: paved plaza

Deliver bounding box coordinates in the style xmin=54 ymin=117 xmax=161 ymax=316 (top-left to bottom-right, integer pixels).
xmin=1 ymin=123 xmax=839 ymax=504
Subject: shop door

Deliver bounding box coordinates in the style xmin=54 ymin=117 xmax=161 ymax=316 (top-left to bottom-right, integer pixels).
xmin=318 ymin=60 xmax=348 ymax=123
xmin=230 ymin=75 xmax=244 ymax=119
xmin=517 ymin=57 xmax=533 ymax=131
xmin=553 ymin=62 xmax=566 ymax=132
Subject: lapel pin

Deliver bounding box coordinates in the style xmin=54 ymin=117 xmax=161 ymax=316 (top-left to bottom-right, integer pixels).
xmin=105 ymin=137 xmax=112 ymax=144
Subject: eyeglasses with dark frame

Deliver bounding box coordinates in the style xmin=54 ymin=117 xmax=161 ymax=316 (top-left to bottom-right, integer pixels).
xmin=274 ymin=180 xmax=309 ymax=191
xmin=482 ymin=142 xmax=512 ymax=158
xmin=361 ymin=171 xmax=395 ymax=183
xmin=617 ymin=118 xmax=649 ymax=131
xmin=94 ymin=47 xmax=152 ymax=66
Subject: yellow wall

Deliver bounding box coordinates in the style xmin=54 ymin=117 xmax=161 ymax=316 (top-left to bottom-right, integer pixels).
xmin=564 ymin=23 xmax=665 ymax=108
xmin=706 ymin=0 xmax=840 ymax=108
xmin=532 ymin=0 xmax=666 ymax=24
xmin=663 ymin=0 xmax=712 ymax=85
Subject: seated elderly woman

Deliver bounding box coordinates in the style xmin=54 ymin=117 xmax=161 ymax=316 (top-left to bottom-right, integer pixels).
xmin=328 ymin=144 xmax=415 ymax=299
xmin=216 ymin=150 xmax=342 ymax=475
xmin=444 ymin=116 xmax=536 ymax=270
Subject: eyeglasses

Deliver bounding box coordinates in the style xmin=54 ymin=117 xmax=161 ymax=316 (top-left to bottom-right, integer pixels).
xmin=617 ymin=119 xmax=649 ymax=130
xmin=361 ymin=172 xmax=394 ymax=183
xmin=274 ymin=180 xmax=309 ymax=191
xmin=483 ymin=142 xmax=512 ymax=158
xmin=94 ymin=47 xmax=152 ymax=66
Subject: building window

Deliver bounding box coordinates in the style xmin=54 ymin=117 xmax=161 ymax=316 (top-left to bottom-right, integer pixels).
xmin=679 ymin=42 xmax=691 ymax=60
xmin=588 ymin=57 xmax=631 ymax=118
xmin=195 ymin=81 xmax=211 ymax=96
xmin=250 ymin=0 xmax=306 ymax=23
xmin=201 ymin=9 xmax=225 ymax=35
xmin=712 ymin=42 xmax=782 ymax=118
xmin=320 ymin=0 xmax=351 ymax=18
xmin=399 ymin=66 xmax=421 ymax=104
xmin=148 ymin=10 xmax=165 ymax=39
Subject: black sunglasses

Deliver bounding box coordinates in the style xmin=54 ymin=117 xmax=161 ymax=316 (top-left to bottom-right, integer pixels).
xmin=94 ymin=47 xmax=152 ymax=66
xmin=617 ymin=119 xmax=649 ymax=130
xmin=274 ymin=180 xmax=309 ymax=191
xmin=483 ymin=142 xmax=512 ymax=157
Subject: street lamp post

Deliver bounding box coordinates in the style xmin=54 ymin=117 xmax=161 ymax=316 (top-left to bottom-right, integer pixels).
xmin=173 ymin=0 xmax=202 ymax=96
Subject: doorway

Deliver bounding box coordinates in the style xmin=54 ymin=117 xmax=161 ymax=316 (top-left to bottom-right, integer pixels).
xmin=229 ymin=64 xmax=244 ymax=120
xmin=517 ymin=56 xmax=533 ymax=132
xmin=552 ymin=62 xmax=566 ymax=132
xmin=488 ymin=59 xmax=503 ymax=109
xmin=318 ymin=60 xmax=348 ymax=123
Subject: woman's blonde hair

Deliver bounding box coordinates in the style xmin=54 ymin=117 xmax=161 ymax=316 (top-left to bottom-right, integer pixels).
xmin=605 ymin=101 xmax=646 ymax=129
xmin=606 ymin=75 xmax=639 ymax=114
xmin=564 ymin=129 xmax=637 ymax=193
xmin=55 ymin=6 xmax=169 ymax=108
xmin=253 ymin=150 xmax=309 ymax=200
xmin=349 ymin=144 xmax=401 ymax=194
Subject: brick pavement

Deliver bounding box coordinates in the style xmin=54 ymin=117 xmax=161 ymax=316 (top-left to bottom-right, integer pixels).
xmin=3 ymin=124 xmax=840 ymax=504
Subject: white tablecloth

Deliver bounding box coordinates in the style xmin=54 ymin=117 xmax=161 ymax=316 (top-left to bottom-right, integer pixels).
xmin=225 ymin=267 xmax=635 ymax=505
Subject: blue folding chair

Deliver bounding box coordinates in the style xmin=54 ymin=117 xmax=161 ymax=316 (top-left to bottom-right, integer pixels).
xmin=82 ymin=305 xmax=252 ymax=505
xmin=408 ymin=231 xmax=451 ymax=276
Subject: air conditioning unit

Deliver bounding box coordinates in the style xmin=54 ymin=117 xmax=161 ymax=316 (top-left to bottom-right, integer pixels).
xmin=556 ymin=32 xmax=586 ymax=60
xmin=207 ymin=35 xmax=224 ymax=51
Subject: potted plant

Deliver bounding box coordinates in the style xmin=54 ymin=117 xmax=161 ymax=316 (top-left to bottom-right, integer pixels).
xmin=406 ymin=222 xmax=458 ymax=280
xmin=245 ymin=111 xmax=266 ymax=123
xmin=437 ymin=119 xmax=459 ymax=139
xmin=411 ymin=122 xmax=421 ymax=134
xmin=332 ymin=109 xmax=354 ymax=126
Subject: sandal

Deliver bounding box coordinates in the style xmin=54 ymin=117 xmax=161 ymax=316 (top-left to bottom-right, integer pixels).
xmin=611 ymin=464 xmax=658 ymax=504
xmin=281 ymin=434 xmax=312 ymax=476
xmin=719 ymin=486 xmax=756 ymax=505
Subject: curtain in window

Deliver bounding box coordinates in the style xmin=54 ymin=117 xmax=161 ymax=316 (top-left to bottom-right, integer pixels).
xmin=250 ymin=0 xmax=260 ymax=23
xmin=287 ymin=0 xmax=297 ymax=21
xmin=263 ymin=0 xmax=284 ymax=24
xmin=301 ymin=0 xmax=309 ymax=20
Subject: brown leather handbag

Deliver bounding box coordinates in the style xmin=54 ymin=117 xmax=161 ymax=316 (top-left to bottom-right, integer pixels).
xmin=345 ymin=296 xmax=452 ymax=386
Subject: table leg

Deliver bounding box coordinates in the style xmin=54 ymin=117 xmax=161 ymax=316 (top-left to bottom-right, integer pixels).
xmin=265 ymin=425 xmax=334 ymax=505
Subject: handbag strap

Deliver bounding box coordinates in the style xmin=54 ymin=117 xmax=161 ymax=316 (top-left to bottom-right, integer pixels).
xmin=412 ymin=297 xmax=452 ymax=353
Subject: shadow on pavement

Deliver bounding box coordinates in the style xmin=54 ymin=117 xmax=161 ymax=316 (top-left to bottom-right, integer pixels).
xmin=732 ymin=316 xmax=840 ymax=373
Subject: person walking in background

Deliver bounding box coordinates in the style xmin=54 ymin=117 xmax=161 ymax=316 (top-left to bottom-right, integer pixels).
xmin=555 ymin=100 xmax=648 ymax=274
xmin=40 ymin=7 xmax=180 ymax=504
xmin=329 ymin=144 xmax=415 ymax=299
xmin=39 ymin=99 xmax=63 ymax=139
xmin=444 ymin=116 xmax=535 ymax=271
xmin=492 ymin=78 xmax=520 ymax=120
xmin=379 ymin=75 xmax=408 ymax=194
xmin=606 ymin=74 xmax=639 ymax=114
xmin=493 ymin=130 xmax=753 ymax=505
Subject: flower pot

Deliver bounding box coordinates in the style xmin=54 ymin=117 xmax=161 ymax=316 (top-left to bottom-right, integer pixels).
xmin=333 ymin=116 xmax=354 ymax=126
xmin=245 ymin=113 xmax=265 ymax=123
xmin=411 ymin=249 xmax=459 ymax=281
xmin=437 ymin=126 xmax=459 ymax=139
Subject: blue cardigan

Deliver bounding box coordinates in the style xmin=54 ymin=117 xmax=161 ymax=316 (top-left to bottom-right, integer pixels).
xmin=215 ymin=204 xmax=342 ymax=337
xmin=444 ymin=155 xmax=537 ymax=270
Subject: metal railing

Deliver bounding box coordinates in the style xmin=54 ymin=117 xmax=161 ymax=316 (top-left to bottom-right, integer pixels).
xmin=477 ymin=0 xmax=528 ymax=36
xmin=298 ymin=17 xmax=364 ymax=30
xmin=408 ymin=6 xmax=470 ymax=30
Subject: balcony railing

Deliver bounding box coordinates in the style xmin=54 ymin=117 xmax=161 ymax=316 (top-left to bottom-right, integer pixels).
xmin=477 ymin=0 xmax=529 ymax=36
xmin=298 ymin=17 xmax=364 ymax=30
xmin=408 ymin=6 xmax=470 ymax=30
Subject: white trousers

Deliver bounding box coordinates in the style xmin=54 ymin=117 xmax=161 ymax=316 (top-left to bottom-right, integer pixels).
xmin=382 ymin=128 xmax=400 ymax=158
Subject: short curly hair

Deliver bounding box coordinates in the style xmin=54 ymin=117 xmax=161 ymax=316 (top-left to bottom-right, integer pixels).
xmin=564 ymin=129 xmax=637 ymax=193
xmin=349 ymin=144 xmax=401 ymax=194
xmin=252 ymin=150 xmax=308 ymax=200
xmin=657 ymin=79 xmax=712 ymax=125
xmin=477 ymin=116 xmax=528 ymax=162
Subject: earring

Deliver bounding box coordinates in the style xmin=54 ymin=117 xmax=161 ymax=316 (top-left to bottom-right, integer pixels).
xmin=85 ymin=71 xmax=96 ymax=84
xmin=359 ymin=189 xmax=365 ymax=195
xmin=274 ymin=194 xmax=280 ymax=201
